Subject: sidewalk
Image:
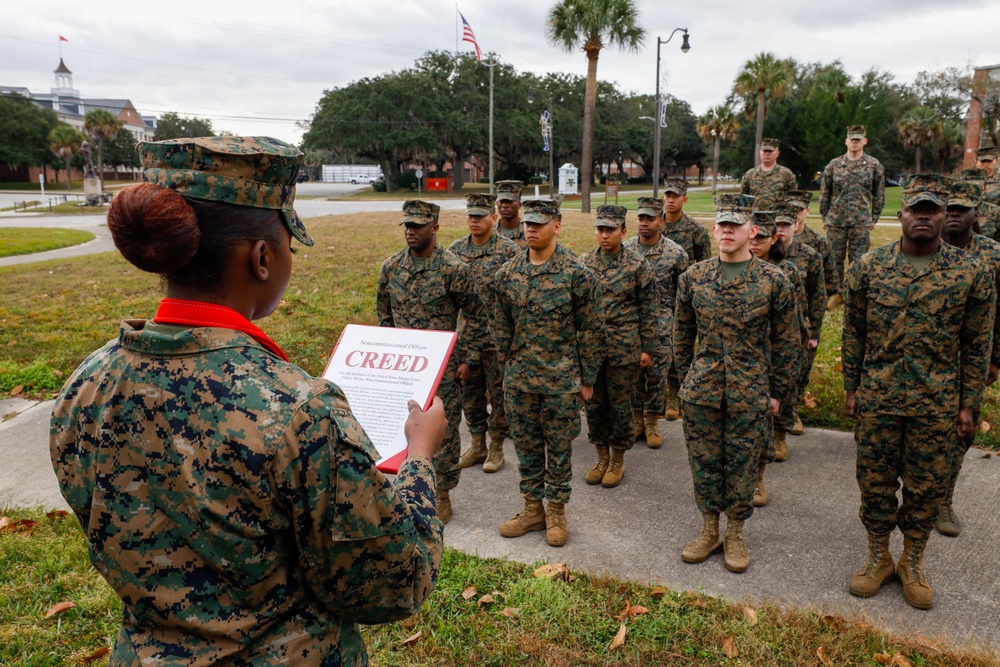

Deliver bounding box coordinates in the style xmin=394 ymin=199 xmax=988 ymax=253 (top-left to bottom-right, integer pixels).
xmin=2 ymin=398 xmax=998 ymax=653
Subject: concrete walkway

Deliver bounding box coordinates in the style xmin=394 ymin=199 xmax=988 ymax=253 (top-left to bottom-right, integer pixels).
xmin=3 ymin=396 xmax=998 ymax=654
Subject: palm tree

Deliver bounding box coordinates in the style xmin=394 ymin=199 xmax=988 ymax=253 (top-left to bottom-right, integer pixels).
xmin=733 ymin=52 xmax=792 ymax=166
xmin=696 ymin=104 xmax=740 ymax=194
xmin=83 ymin=108 xmax=122 ymax=191
xmin=934 ymin=119 xmax=966 ymax=172
xmin=897 ymin=106 xmax=942 ymax=173
xmin=48 ymin=123 xmax=85 ymax=190
xmin=547 ymin=0 xmax=644 ymax=213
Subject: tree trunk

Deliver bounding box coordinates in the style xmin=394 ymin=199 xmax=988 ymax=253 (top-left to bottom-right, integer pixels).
xmin=451 ymin=146 xmax=466 ymax=191
xmin=379 ymin=159 xmax=396 ymax=193
xmin=65 ymin=155 xmax=72 ymax=190
xmin=581 ymin=48 xmax=600 ymax=214
xmin=97 ymin=138 xmax=105 ymax=191
xmin=915 ymin=146 xmax=922 ymax=173
xmin=712 ymin=137 xmax=721 ymax=194
xmin=754 ymin=90 xmax=765 ymax=167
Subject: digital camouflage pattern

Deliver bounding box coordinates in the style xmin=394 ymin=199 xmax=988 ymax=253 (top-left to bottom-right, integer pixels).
xmin=740 ymin=164 xmax=798 ymax=213
xmin=624 ymin=233 xmax=689 ymax=413
xmin=494 ymin=243 xmax=603 ymax=395
xmin=662 ymin=177 xmax=689 ymax=195
xmin=661 ymin=212 xmax=713 ymax=262
xmin=377 ymin=244 xmax=491 ymax=491
xmin=494 ymin=219 xmax=527 ymax=247
xmin=521 ymin=198 xmax=561 ymax=224
xmin=449 ymin=231 xmax=521 ymax=437
xmin=595 ymin=204 xmax=627 ymax=226
xmin=495 ymin=179 xmax=523 ymax=201
xmin=784 ymin=239 xmax=827 ymax=341
xmin=139 ymin=136 xmax=314 ymax=246
xmin=819 ymin=153 xmax=886 ymax=227
xmin=505 ymin=389 xmax=580 ymax=503
xmin=51 ymin=323 xmax=442 ymax=666
xmin=797 ymin=225 xmax=837 ymax=297
xmin=465 ymin=193 xmax=496 ymax=216
xmin=579 ymin=244 xmax=660 ymax=451
xmin=715 ymin=193 xmax=755 ymax=225
xmin=400 ymin=199 xmax=441 ymax=226
xmin=978 ymin=201 xmax=1000 ymax=242
xmin=847 ymin=125 xmax=867 ymax=139
xmin=900 ymin=173 xmax=951 ymax=207
xmin=773 ymin=258 xmax=809 ymax=433
xmin=827 ymin=225 xmax=873 ymax=295
xmin=842 ymin=240 xmax=995 ymax=416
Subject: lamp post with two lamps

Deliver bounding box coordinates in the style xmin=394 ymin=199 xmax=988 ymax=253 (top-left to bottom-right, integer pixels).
xmin=653 ymin=28 xmax=690 ymax=198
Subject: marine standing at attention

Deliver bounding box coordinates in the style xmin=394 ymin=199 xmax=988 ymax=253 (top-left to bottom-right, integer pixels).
xmin=494 ymin=180 xmax=527 ymax=247
xmin=740 ymin=137 xmax=798 ymax=213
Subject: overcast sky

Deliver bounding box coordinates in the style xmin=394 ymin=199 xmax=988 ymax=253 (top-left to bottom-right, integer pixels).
xmin=3 ymin=0 xmax=1000 ymax=146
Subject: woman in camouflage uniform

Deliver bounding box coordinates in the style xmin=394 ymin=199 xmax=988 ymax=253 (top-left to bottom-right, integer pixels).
xmin=50 ymin=137 xmax=446 ymax=666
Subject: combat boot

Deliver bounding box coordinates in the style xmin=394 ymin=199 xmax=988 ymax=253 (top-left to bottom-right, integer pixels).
xmin=458 ymin=432 xmax=487 ymax=468
xmin=664 ymin=387 xmax=681 ymax=421
xmin=752 ymin=462 xmax=768 ymax=507
xmin=774 ymin=429 xmax=788 ymax=462
xmin=437 ymin=488 xmax=452 ymax=525
xmin=790 ymin=413 xmax=804 ymax=436
xmin=601 ymin=448 xmax=625 ymax=488
xmin=897 ymin=536 xmax=933 ymax=610
xmin=633 ymin=410 xmax=645 ymax=439
xmin=723 ymin=518 xmax=750 ymax=573
xmin=545 ymin=502 xmax=568 ymax=547
xmin=482 ymin=434 xmax=505 ymax=473
xmin=499 ymin=498 xmax=546 ymax=537
xmin=848 ymin=533 xmax=895 ymax=598
xmin=681 ymin=512 xmax=722 ymax=563
xmin=644 ymin=412 xmax=662 ymax=448
xmin=586 ymin=445 xmax=610 ymax=485
xmin=827 ymin=293 xmax=844 ymax=309
xmin=935 ymin=484 xmax=961 ymax=537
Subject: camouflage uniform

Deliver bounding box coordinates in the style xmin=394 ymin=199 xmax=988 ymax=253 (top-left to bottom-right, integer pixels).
xmin=788 ymin=190 xmax=837 ymax=299
xmin=377 ymin=202 xmax=491 ymax=493
xmin=495 ymin=205 xmax=603 ymax=504
xmin=661 ymin=178 xmax=712 ymax=263
xmin=843 ymin=223 xmax=994 ymax=540
xmin=579 ymin=206 xmax=660 ymax=453
xmin=449 ymin=200 xmax=521 ymax=443
xmin=819 ymin=137 xmax=886 ymax=296
xmin=740 ymin=140 xmax=798 ymax=213
xmin=675 ymin=196 xmax=800 ymax=521
xmin=783 ymin=235 xmax=827 ymax=401
xmin=494 ymin=180 xmax=527 ymax=248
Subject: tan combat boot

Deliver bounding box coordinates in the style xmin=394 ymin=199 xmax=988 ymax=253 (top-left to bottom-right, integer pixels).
xmin=586 ymin=445 xmax=610 ymax=485
xmin=723 ymin=518 xmax=750 ymax=573
xmin=499 ymin=498 xmax=546 ymax=537
xmin=644 ymin=412 xmax=662 ymax=448
xmin=437 ymin=488 xmax=452 ymax=525
xmin=458 ymin=432 xmax=488 ymax=468
xmin=790 ymin=413 xmax=804 ymax=436
xmin=482 ymin=434 xmax=505 ymax=473
xmin=897 ymin=536 xmax=933 ymax=609
xmin=601 ymin=448 xmax=625 ymax=488
xmin=935 ymin=484 xmax=961 ymax=537
xmin=664 ymin=386 xmax=681 ymax=421
xmin=633 ymin=410 xmax=645 ymax=439
xmin=752 ymin=462 xmax=768 ymax=507
xmin=774 ymin=429 xmax=788 ymax=462
xmin=827 ymin=293 xmax=844 ymax=309
xmin=848 ymin=533 xmax=895 ymax=597
xmin=681 ymin=512 xmax=722 ymax=563
xmin=545 ymin=502 xmax=568 ymax=547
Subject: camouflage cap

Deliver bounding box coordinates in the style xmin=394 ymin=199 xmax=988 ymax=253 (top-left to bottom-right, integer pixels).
xmin=900 ymin=173 xmax=952 ymax=208
xmin=753 ymin=210 xmax=776 ymax=235
xmin=715 ymin=194 xmax=755 ymax=225
xmin=521 ymin=199 xmax=560 ymax=224
xmin=959 ymin=168 xmax=986 ymax=182
xmin=138 ymin=136 xmax=314 ymax=246
xmin=949 ymin=181 xmax=982 ymax=209
xmin=466 ymin=193 xmax=496 ymax=216
xmin=400 ymin=199 xmax=441 ymax=225
xmin=760 ymin=138 xmax=780 ymax=151
xmin=662 ymin=177 xmax=689 ymax=195
xmin=496 ymin=180 xmax=523 ymax=201
xmin=636 ymin=196 xmax=663 ymax=217
xmin=976 ymin=146 xmax=998 ymax=161
xmin=846 ymin=125 xmax=867 ymax=139
xmin=774 ymin=205 xmax=797 ymax=224
xmin=595 ymin=204 xmax=627 ymax=227
xmin=785 ymin=189 xmax=813 ymax=211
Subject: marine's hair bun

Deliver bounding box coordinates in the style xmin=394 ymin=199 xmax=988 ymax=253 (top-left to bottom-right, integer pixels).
xmin=107 ymin=183 xmax=201 ymax=274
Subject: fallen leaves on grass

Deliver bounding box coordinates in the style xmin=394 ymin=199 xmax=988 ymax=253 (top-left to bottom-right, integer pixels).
xmin=46 ymin=510 xmax=70 ymax=520
xmin=873 ymin=652 xmax=913 ymax=667
xmin=461 ymin=585 xmax=477 ymax=600
xmin=477 ymin=594 xmax=494 ymax=607
xmin=45 ymin=601 xmax=77 ymax=618
xmin=501 ymin=607 xmax=520 ymax=617
xmin=609 ymin=624 xmax=627 ymax=650
xmin=742 ymin=607 xmax=758 ymax=626
xmin=649 ymin=585 xmax=669 ymax=598
xmin=817 ymin=646 xmax=833 ymax=666
xmin=685 ymin=591 xmax=709 ymax=608
xmin=722 ymin=635 xmax=738 ymax=658
xmin=913 ymin=635 xmax=941 ymax=653
xmin=78 ymin=647 xmax=110 ymax=664
xmin=10 ymin=384 xmax=23 ymax=396
xmin=981 ymin=420 xmax=991 ymax=434
xmin=0 ymin=518 xmax=37 ymax=533
xmin=533 ymin=562 xmax=568 ymax=580
xmin=0 ymin=516 xmax=8 ymax=530
xmin=615 ymin=600 xmax=649 ymax=621
xmin=803 ymin=391 xmax=817 ymax=409
xmin=400 ymin=631 xmax=422 ymax=647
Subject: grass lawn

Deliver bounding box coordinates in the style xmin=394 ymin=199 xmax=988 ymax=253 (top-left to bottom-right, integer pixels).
xmin=0 ymin=180 xmax=135 ymax=192
xmin=1 ymin=508 xmax=995 ymax=667
xmin=0 ymin=228 xmax=96 ymax=258
xmin=17 ymin=202 xmax=109 ymax=215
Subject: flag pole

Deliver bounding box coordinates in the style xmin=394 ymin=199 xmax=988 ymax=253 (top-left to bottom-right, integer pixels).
xmin=455 ymin=5 xmax=459 ymax=55
xmin=489 ymin=55 xmax=494 ymax=196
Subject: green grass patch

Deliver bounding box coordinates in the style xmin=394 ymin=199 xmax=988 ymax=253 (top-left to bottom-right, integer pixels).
xmin=0 ymin=228 xmax=96 ymax=258
xmin=0 ymin=180 xmax=134 ymax=192
xmin=18 ymin=203 xmax=108 ymax=215
xmin=1 ymin=507 xmax=995 ymax=667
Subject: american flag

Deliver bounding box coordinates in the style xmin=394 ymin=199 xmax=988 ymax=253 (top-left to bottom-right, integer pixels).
xmin=459 ymin=12 xmax=482 ymax=62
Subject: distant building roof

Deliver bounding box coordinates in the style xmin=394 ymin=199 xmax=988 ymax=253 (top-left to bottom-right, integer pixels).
xmin=54 ymin=58 xmax=72 ymax=74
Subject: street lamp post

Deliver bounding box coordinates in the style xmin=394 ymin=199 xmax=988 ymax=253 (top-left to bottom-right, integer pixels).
xmin=653 ymin=28 xmax=690 ymax=199
xmin=528 ymin=88 xmax=555 ymax=198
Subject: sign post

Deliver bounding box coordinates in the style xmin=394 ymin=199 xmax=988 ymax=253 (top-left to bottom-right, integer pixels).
xmin=416 ymin=168 xmax=424 ymax=195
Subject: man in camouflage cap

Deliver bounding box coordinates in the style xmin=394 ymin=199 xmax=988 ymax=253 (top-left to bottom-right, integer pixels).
xmin=579 ymin=205 xmax=659 ymax=488
xmin=820 ymin=125 xmax=886 ymax=308
xmin=789 ymin=190 xmax=835 ymax=299
xmin=976 ymin=146 xmax=999 ymax=184
xmin=675 ymin=193 xmax=799 ymax=573
xmin=626 ymin=196 xmax=689 ymax=444
xmin=843 ymin=174 xmax=995 ymax=610
xmin=740 ymin=138 xmax=799 ymax=213
xmin=377 ymin=200 xmax=492 ymax=524
xmin=495 ymin=180 xmax=527 ymax=247
xmin=450 ymin=193 xmax=521 ymax=474
xmin=937 ymin=179 xmax=1000 ymax=538
xmin=494 ymin=198 xmax=603 ymax=546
